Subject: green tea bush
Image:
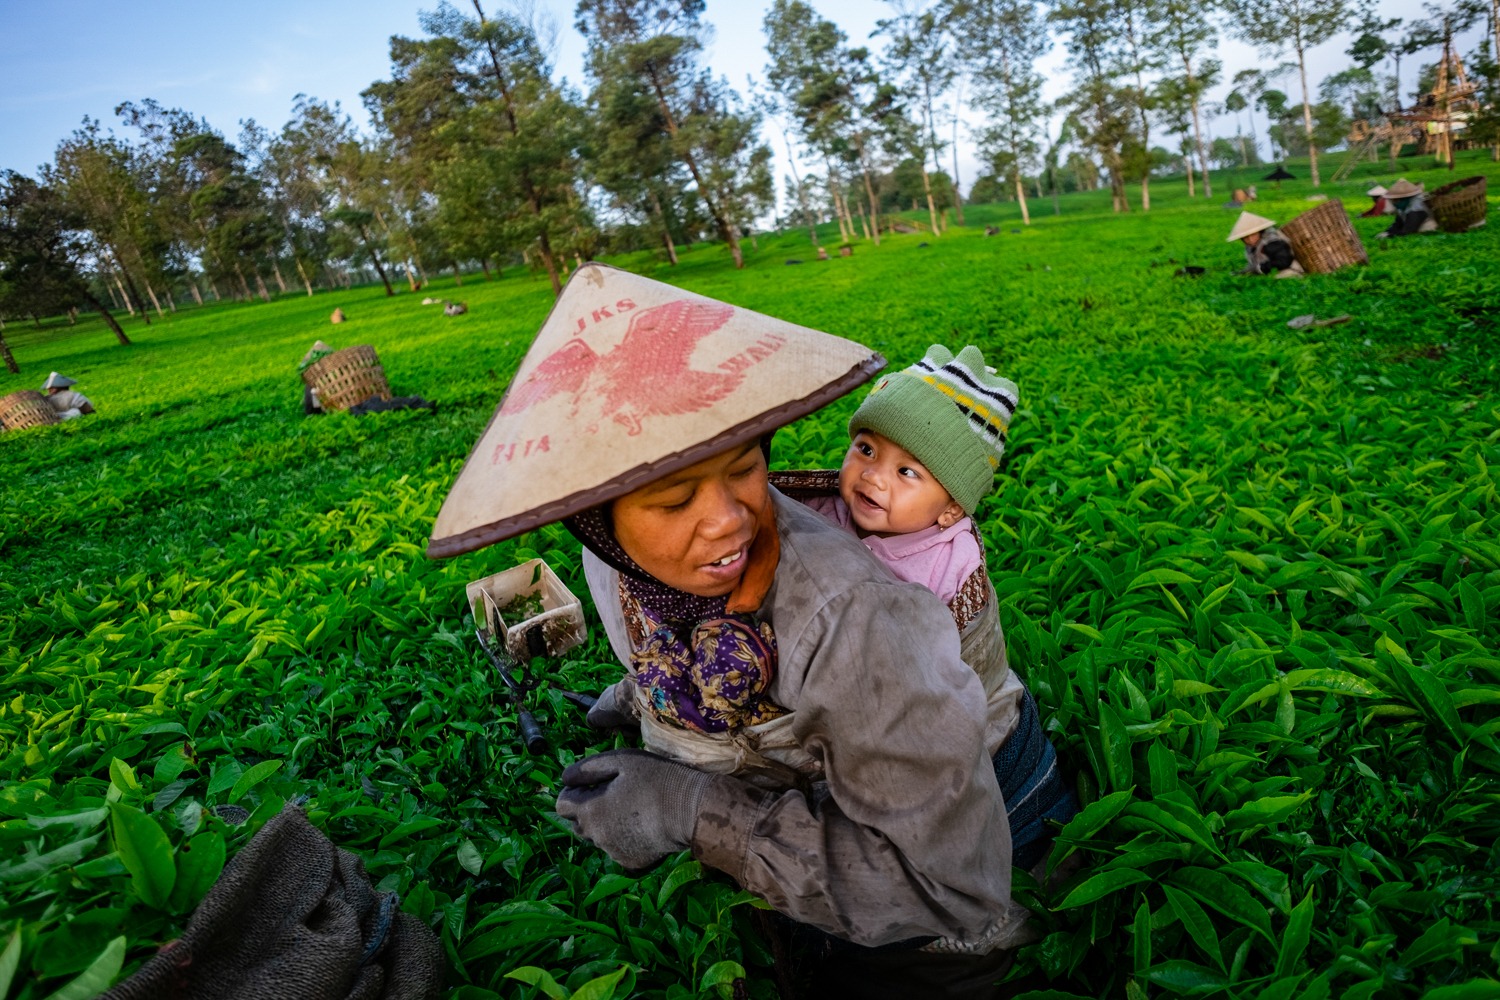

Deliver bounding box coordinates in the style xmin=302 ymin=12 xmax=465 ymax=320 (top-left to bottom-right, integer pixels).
xmin=2 ymin=153 xmax=1498 ymax=999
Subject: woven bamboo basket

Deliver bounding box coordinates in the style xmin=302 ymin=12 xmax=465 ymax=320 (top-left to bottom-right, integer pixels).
xmin=1281 ymin=198 xmax=1368 ymax=274
xmin=0 ymin=390 xmax=61 ymax=432
xmin=1428 ymin=176 xmax=1487 ymax=233
xmin=302 ymin=344 xmax=391 ymax=413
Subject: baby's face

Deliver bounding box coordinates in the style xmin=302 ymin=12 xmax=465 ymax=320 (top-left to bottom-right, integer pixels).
xmin=839 ymin=430 xmax=963 ymax=537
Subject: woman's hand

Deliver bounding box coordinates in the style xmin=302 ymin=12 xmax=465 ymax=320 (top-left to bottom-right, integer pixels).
xmin=555 ymin=749 xmax=713 ymax=871
xmin=585 ymin=680 xmax=639 ymax=732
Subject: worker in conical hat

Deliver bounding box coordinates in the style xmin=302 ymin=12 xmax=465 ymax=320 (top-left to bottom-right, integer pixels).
xmin=430 ymin=263 xmax=1033 ymax=991
xmin=1227 ymin=211 xmax=1304 ymax=278
xmin=1377 ymin=178 xmax=1437 ymax=238
xmin=1360 ymin=183 xmax=1393 ymax=218
xmin=41 ymin=372 xmax=94 ymax=420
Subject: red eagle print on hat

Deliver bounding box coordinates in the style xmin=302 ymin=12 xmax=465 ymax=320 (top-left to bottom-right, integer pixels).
xmin=500 ymin=299 xmax=742 ymax=435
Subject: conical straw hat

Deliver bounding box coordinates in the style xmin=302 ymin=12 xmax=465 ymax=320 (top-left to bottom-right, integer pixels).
xmin=428 ymin=263 xmax=885 ymax=557
xmin=1226 ymin=211 xmax=1276 ymax=241
xmin=1366 ymin=184 xmax=1387 ymax=197
xmin=41 ymin=371 xmax=76 ymax=390
xmin=1385 ymin=178 xmax=1423 ymax=199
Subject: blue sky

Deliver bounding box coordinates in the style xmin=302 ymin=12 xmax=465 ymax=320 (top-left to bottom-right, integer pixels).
xmin=0 ymin=0 xmax=1466 ymax=194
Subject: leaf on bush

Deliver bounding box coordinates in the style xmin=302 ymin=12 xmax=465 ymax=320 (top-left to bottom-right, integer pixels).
xmin=1398 ymin=917 xmax=1475 ymax=969
xmin=1143 ymin=959 xmax=1230 ymax=995
xmin=572 ymin=966 xmax=629 ymax=1000
xmin=1055 ymin=868 xmax=1151 ymax=909
xmin=583 ymin=873 xmax=637 ymax=907
xmin=108 ymin=801 xmax=176 ymax=909
xmin=1163 ymin=886 xmax=1223 ymax=971
xmin=1275 ymin=890 xmax=1315 ymax=978
xmin=1225 ymin=792 xmax=1313 ymax=833
xmin=457 ymin=839 xmax=483 ymax=875
xmin=169 ymin=830 xmax=226 ymax=913
xmin=1170 ymin=866 xmax=1273 ymax=943
xmin=504 ymin=966 xmax=567 ymax=1000
xmin=41 ymin=935 xmax=125 ymax=1000
xmin=0 ymin=924 xmax=21 ymax=999
xmin=228 ymin=759 xmax=282 ymax=803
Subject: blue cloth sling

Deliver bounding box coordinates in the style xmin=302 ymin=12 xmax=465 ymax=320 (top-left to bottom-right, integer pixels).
xmin=993 ymin=688 xmax=1078 ymax=871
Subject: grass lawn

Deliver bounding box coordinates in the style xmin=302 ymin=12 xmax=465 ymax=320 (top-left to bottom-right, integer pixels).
xmin=2 ymin=150 xmax=1498 ymax=999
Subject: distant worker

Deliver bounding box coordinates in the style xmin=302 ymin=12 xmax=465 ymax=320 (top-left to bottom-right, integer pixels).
xmin=1227 ymin=211 xmax=1303 ymax=278
xmin=42 ymin=372 xmax=94 ymax=420
xmin=1360 ymin=184 xmax=1393 ymax=218
xmin=1376 ymin=179 xmax=1437 ymax=238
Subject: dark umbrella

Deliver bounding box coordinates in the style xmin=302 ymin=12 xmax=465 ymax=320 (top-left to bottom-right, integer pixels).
xmin=1264 ymin=165 xmax=1296 ymax=189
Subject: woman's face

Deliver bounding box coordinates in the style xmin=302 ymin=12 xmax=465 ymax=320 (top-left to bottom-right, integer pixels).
xmin=611 ymin=441 xmax=769 ymax=597
xmin=1243 ymin=231 xmax=1263 ymax=247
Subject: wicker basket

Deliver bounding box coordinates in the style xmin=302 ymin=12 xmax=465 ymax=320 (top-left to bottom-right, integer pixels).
xmin=302 ymin=344 xmax=391 ymax=413
xmin=0 ymin=390 xmax=61 ymax=432
xmin=1281 ymin=198 xmax=1368 ymax=274
xmin=1428 ymin=176 xmax=1487 ymax=233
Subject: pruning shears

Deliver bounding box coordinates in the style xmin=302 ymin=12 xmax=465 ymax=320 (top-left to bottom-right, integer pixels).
xmin=474 ymin=623 xmax=549 ymax=754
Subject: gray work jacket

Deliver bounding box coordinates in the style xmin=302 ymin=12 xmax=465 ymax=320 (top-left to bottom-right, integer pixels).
xmin=585 ymin=489 xmax=1019 ymax=950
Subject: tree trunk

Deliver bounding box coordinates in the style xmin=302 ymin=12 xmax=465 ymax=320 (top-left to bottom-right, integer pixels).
xmin=294 ymin=257 xmax=315 ymax=296
xmin=254 ymin=272 xmax=272 ymax=303
xmin=782 ymin=134 xmax=818 ymax=246
xmin=402 ymin=260 xmax=420 ymax=292
xmin=649 ymin=189 xmax=680 ymax=264
xmin=453 ymin=264 xmax=463 ymax=286
xmin=857 ymin=140 xmax=881 ymax=246
xmin=119 ymin=269 xmax=150 ymax=324
xmin=1108 ymin=158 xmax=1130 ymax=212
xmin=189 ymin=280 xmax=203 ymax=306
xmin=638 ymin=62 xmax=743 ymax=269
xmin=209 ymin=278 xmax=222 ymax=301
xmin=1014 ymin=172 xmax=1031 ymax=225
xmin=922 ymin=168 xmax=940 ymax=236
xmin=272 ymin=262 xmax=288 ymax=294
xmin=0 ymin=329 xmax=16 ymax=374
xmin=143 ymin=281 xmax=165 ymax=318
xmin=1189 ymin=79 xmax=1212 ymax=198
xmin=359 ymin=226 xmax=396 ymax=296
xmin=1050 ymin=165 xmax=1061 ymax=214
xmin=950 ymin=84 xmax=966 ymax=226
xmin=1185 ymin=155 xmax=1196 ymax=196
xmin=474 ymin=0 xmax=567 ymax=291
xmin=1296 ymin=39 xmax=1319 ymax=187
xmin=82 ymin=289 xmax=131 ymax=346
xmin=106 ymin=278 xmax=125 ymax=312
xmin=481 ymin=258 xmax=492 ymax=280
xmin=68 ymin=306 xmax=78 ymax=325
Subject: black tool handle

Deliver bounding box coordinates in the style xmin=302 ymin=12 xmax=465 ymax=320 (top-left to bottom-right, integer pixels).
xmin=519 ymin=709 xmax=548 ymax=754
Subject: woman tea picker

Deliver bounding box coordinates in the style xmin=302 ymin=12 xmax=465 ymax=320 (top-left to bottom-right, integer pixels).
xmin=1227 ymin=211 xmax=1304 ymax=277
xmin=428 ymin=265 xmax=1072 ymax=997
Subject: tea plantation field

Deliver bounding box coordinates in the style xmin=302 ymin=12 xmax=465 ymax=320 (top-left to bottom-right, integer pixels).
xmin=2 ymin=153 xmax=1498 ymax=1000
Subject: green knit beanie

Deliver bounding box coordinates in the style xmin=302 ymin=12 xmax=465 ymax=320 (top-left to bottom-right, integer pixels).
xmin=847 ymin=345 xmax=1018 ymax=515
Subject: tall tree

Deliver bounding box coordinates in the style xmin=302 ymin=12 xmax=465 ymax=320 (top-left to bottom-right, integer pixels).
xmin=877 ymin=0 xmax=957 ymax=235
xmin=0 ymin=171 xmax=131 ymax=354
xmin=1221 ymin=0 xmax=1360 ymax=187
xmin=950 ymin=0 xmax=1048 ymax=224
xmin=577 ymin=0 xmax=765 ymax=268
xmin=365 ymin=2 xmax=589 ymax=296
xmin=1149 ymin=0 xmax=1219 ymax=198
xmin=46 ymin=120 xmax=168 ymax=323
xmin=763 ymin=0 xmax=865 ymax=244
xmin=1050 ymin=0 xmax=1136 ymax=211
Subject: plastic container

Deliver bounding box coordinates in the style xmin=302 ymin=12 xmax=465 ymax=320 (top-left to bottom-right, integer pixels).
xmin=466 ymin=558 xmax=587 ymax=660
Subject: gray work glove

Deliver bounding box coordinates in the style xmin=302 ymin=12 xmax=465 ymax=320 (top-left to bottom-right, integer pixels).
xmin=586 ymin=679 xmax=638 ymax=732
xmin=556 ymin=749 xmax=713 ymax=871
